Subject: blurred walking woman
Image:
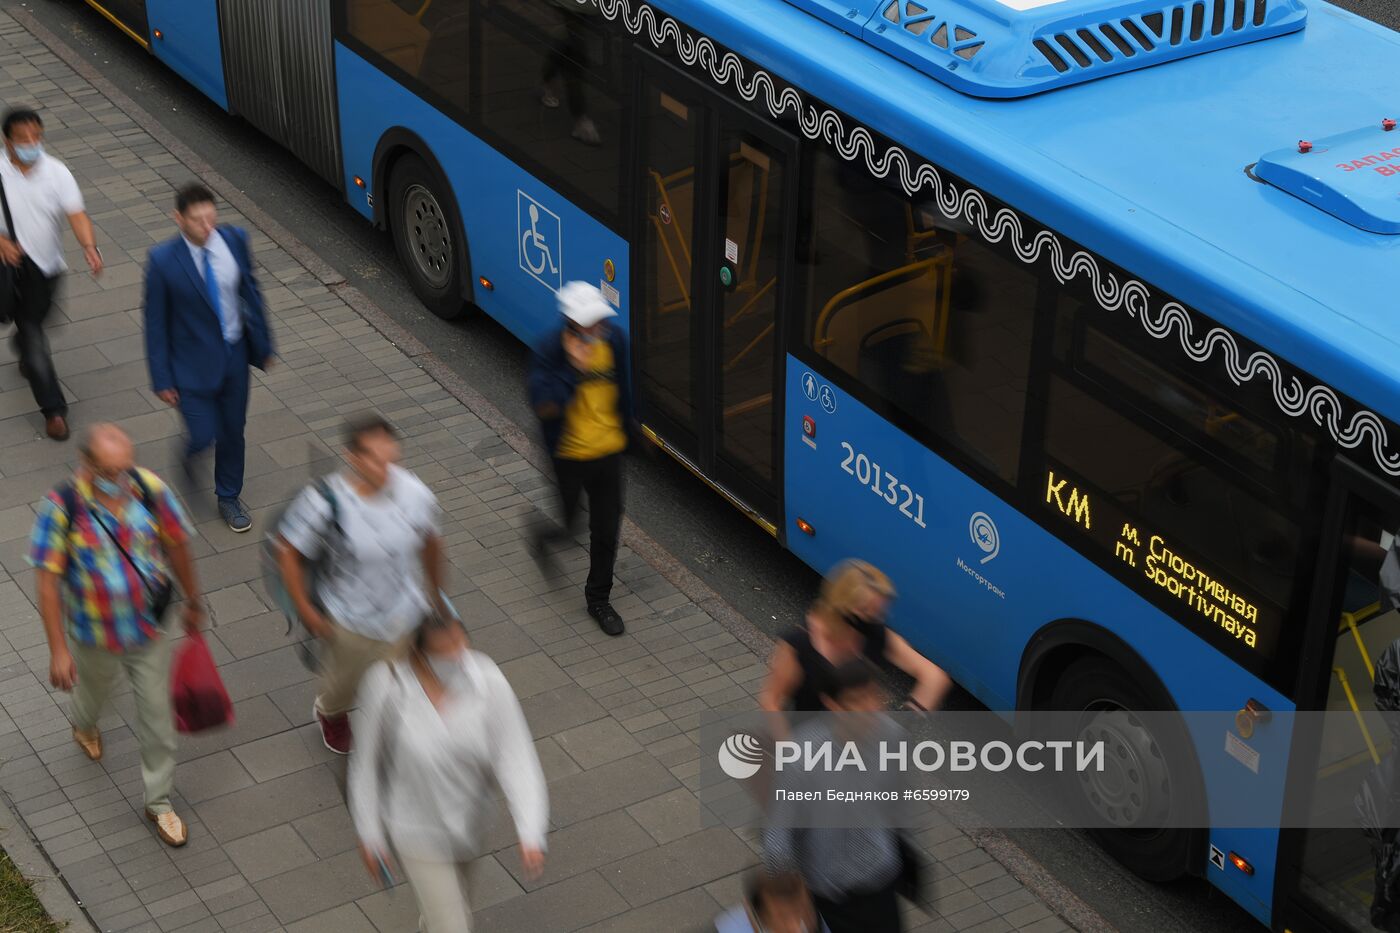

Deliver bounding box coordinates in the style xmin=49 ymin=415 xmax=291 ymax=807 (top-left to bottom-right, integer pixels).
xmin=350 ymin=614 xmax=548 ymax=932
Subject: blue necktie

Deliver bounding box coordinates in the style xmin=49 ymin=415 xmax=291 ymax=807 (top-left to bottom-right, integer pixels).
xmin=202 ymin=247 xmax=227 ymax=336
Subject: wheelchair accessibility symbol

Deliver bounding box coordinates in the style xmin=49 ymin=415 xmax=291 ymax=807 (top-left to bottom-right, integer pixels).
xmin=518 ymin=191 xmax=562 ymax=292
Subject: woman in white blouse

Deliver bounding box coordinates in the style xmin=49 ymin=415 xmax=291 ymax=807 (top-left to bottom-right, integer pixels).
xmin=350 ymin=614 xmax=548 ymax=932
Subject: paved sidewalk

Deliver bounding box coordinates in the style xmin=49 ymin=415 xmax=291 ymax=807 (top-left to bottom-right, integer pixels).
xmin=0 ymin=7 xmax=1090 ymax=933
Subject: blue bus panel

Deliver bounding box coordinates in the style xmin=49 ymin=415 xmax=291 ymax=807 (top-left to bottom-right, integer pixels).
xmin=782 ymin=354 xmax=1289 ymax=923
xmin=145 ymin=0 xmax=228 ymax=111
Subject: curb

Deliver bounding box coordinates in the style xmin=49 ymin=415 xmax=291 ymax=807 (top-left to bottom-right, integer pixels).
xmin=0 ymin=791 xmax=99 ymax=933
xmin=10 ymin=7 xmax=1115 ymax=932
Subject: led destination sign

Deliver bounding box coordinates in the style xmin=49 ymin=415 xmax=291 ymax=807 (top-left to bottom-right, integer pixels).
xmin=1042 ymin=463 xmax=1282 ymax=660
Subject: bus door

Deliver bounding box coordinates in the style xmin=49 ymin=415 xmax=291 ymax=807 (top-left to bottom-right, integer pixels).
xmin=1280 ymin=461 xmax=1400 ymax=932
xmin=632 ymin=54 xmax=796 ymax=531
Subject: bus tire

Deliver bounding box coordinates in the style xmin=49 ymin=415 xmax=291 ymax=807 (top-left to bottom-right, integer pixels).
xmin=1047 ymin=655 xmax=1205 ymax=882
xmin=388 ymin=153 xmax=466 ymax=320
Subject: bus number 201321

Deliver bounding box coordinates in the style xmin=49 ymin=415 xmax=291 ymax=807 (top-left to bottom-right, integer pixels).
xmin=839 ymin=442 xmax=926 ymax=528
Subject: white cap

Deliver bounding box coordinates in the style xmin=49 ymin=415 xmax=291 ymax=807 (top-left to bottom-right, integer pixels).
xmin=558 ymin=281 xmax=616 ymax=328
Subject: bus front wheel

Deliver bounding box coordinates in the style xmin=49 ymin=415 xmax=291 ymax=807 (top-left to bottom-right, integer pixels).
xmin=1047 ymin=655 xmax=1204 ymax=882
xmin=389 ymin=153 xmax=466 ymax=320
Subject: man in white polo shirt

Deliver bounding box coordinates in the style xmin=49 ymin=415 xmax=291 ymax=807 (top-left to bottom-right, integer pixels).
xmin=0 ymin=108 xmax=103 ymax=441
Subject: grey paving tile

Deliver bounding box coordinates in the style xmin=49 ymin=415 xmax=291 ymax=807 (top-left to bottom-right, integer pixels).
xmin=253 ymin=849 xmax=380 ymax=924
xmin=547 ymin=753 xmax=680 ymax=829
xmin=471 ymin=870 xmax=629 ymax=933
xmin=284 ymin=902 xmax=376 ymax=933
xmin=192 ymin=765 xmax=342 ymax=843
xmin=625 ymin=787 xmax=708 ymax=846
xmin=225 ymin=824 xmax=316 ymax=883
xmin=602 ymin=827 xmax=757 ymax=908
xmin=554 ymin=717 xmax=645 ymax=770
xmin=576 ymin=888 xmax=723 ymax=933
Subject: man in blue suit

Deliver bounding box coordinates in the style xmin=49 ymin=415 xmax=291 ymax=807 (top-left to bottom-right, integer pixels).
xmin=144 ymin=184 xmax=274 ymax=533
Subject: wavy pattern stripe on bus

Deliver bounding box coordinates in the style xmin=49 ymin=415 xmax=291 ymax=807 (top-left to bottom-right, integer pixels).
xmin=570 ymin=0 xmax=1400 ymax=478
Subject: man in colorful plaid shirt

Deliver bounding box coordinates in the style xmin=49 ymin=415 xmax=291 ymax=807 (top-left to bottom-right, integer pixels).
xmin=29 ymin=423 xmax=205 ymax=847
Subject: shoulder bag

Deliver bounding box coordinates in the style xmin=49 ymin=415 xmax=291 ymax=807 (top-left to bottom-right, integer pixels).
xmin=0 ymin=171 xmax=18 ymax=325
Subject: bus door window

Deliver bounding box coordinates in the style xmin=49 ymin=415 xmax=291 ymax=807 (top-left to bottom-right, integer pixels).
xmin=799 ymin=150 xmax=1038 ymax=485
xmin=1297 ymin=502 xmax=1400 ymax=933
xmin=716 ymin=131 xmax=784 ymax=484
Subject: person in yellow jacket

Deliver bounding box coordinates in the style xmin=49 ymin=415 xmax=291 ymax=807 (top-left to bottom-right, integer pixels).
xmin=527 ymin=282 xmax=632 ymax=635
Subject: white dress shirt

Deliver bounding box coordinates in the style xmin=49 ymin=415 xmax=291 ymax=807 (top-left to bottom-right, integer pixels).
xmin=182 ymin=230 xmax=242 ymax=344
xmin=0 ymin=154 xmax=84 ymax=277
xmin=349 ymin=653 xmax=549 ymax=862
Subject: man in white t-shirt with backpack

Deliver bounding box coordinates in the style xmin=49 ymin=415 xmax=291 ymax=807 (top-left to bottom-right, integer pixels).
xmin=274 ymin=414 xmax=447 ymax=754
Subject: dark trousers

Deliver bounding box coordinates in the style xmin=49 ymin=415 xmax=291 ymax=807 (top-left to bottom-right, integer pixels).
xmin=11 ymin=258 xmax=65 ymax=417
xmin=545 ymin=452 xmax=623 ymax=606
xmin=178 ymin=336 xmax=250 ymax=501
xmin=814 ymin=882 xmax=903 ymax=933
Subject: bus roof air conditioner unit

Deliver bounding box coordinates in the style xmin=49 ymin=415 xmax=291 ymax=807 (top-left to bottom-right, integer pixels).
xmin=787 ymin=0 xmax=1307 ymax=98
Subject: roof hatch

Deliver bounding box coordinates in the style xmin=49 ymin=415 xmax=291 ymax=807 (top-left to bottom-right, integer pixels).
xmin=1255 ymin=121 xmax=1400 ymax=235
xmin=790 ymin=0 xmax=1308 ymax=98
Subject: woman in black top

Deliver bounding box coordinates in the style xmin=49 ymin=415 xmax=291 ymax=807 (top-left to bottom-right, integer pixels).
xmin=760 ymin=560 xmax=952 ymax=714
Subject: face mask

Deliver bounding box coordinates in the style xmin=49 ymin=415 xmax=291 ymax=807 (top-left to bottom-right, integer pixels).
xmin=12 ymin=143 xmax=42 ymax=165
xmin=94 ymin=476 xmax=123 ymax=498
xmin=427 ymin=652 xmax=469 ymax=689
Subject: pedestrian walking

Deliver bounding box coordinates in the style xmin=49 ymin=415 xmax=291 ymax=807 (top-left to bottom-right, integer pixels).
xmin=765 ymin=660 xmax=906 ymax=933
xmin=528 ymin=281 xmax=631 ymax=636
xmin=540 ymin=0 xmax=602 ymax=145
xmin=29 ymin=424 xmax=203 ymax=847
xmin=143 ymin=183 xmax=274 ymax=533
xmin=715 ymin=870 xmax=830 ymax=933
xmin=760 ymin=560 xmax=952 ymax=714
xmin=1 ymin=107 xmax=103 ymax=441
xmin=350 ymin=611 xmax=547 ymax=933
xmin=275 ymin=414 xmax=447 ymax=754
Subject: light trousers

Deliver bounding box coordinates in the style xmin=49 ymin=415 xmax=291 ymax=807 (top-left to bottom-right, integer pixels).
xmin=69 ymin=634 xmax=177 ymax=814
xmin=399 ymin=854 xmax=474 ymax=933
xmin=314 ymin=621 xmax=406 ymax=718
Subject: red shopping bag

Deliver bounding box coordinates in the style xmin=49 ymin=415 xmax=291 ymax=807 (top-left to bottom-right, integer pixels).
xmin=171 ymin=630 xmax=234 ymax=734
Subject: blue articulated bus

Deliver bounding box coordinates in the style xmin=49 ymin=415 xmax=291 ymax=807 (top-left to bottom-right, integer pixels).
xmin=81 ymin=0 xmax=1400 ymax=928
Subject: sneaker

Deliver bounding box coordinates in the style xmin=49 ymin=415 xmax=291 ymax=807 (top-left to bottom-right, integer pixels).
xmin=316 ymin=706 xmax=352 ymax=755
xmin=146 ymin=809 xmax=188 ymax=847
xmin=541 ymin=89 xmax=561 ymax=109
xmin=572 ymin=115 xmax=601 ymax=146
xmin=587 ymin=601 xmax=625 ymax=637
xmin=219 ymin=498 xmax=252 ymax=533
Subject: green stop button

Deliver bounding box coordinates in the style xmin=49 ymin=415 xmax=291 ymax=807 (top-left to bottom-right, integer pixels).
xmin=719 ymin=266 xmax=734 ymax=287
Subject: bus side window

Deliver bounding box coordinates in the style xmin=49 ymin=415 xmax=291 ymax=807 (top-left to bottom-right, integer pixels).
xmin=345 ymin=0 xmax=471 ymax=113
xmin=475 ymin=0 xmax=624 ymax=220
xmin=800 ymin=151 xmax=1038 ymax=485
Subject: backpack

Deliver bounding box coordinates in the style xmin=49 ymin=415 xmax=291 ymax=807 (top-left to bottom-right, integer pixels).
xmin=261 ymin=478 xmax=341 ymax=672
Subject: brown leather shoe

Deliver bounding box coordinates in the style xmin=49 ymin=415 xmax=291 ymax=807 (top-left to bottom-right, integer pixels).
xmin=72 ymin=727 xmax=102 ymax=761
xmin=45 ymin=415 xmax=69 ymax=441
xmin=146 ymin=810 xmax=188 ymax=847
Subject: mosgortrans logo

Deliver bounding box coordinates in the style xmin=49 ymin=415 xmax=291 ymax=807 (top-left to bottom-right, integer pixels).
xmin=717 ymin=733 xmax=765 ymax=779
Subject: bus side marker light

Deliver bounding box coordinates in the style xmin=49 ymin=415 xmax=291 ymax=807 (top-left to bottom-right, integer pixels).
xmin=796 ymin=518 xmax=815 ymax=536
xmin=478 ymin=277 xmax=494 ymax=292
xmin=1385 ymin=119 xmax=1397 ymax=132
xmin=1228 ymin=852 xmax=1254 ymax=876
xmin=1297 ymin=140 xmax=1312 ymax=153
xmin=353 ymin=176 xmax=366 ymax=188
xmin=153 ymin=29 xmax=163 ymax=40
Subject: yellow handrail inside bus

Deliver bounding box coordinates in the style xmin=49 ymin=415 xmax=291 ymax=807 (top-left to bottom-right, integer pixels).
xmin=813 ymin=254 xmax=953 ymax=358
xmin=415 ymin=0 xmax=435 ymax=21
xmin=82 ymin=0 xmax=150 ymax=48
xmin=1333 ymin=665 xmax=1381 ymax=766
xmin=1339 ymin=601 xmax=1383 ymax=681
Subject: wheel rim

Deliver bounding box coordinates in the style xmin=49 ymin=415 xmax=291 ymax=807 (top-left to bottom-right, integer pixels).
xmin=402 ymin=184 xmax=453 ymax=289
xmin=1074 ymin=705 xmax=1172 ymax=831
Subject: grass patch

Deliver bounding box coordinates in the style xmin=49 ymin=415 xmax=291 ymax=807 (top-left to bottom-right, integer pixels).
xmin=0 ymin=849 xmax=61 ymax=933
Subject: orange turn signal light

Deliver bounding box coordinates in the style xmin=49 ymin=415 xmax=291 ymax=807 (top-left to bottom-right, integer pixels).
xmin=1229 ymin=852 xmax=1254 ymax=876
xmin=153 ymin=29 xmax=164 ymax=40
xmin=478 ymin=276 xmax=494 ymax=291
xmin=796 ymin=518 xmax=815 ymax=536
xmin=353 ymin=176 xmax=366 ymax=188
